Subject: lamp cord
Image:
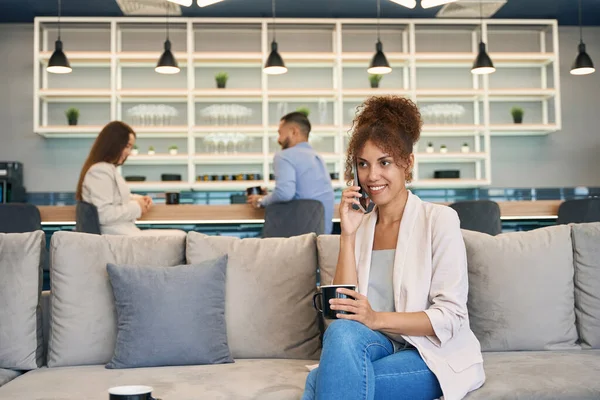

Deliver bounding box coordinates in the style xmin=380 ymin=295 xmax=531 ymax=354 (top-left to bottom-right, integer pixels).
xmin=272 ymin=0 xmax=276 ymax=42
xmin=166 ymin=2 xmax=170 ymax=40
xmin=377 ymin=0 xmax=381 ymax=42
xmin=57 ymin=0 xmax=61 ymax=40
xmin=579 ymin=0 xmax=583 ymax=43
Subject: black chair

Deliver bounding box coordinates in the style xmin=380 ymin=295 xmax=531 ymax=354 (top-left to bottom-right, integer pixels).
xmin=449 ymin=200 xmax=502 ymax=236
xmin=75 ymin=201 xmax=102 ymax=235
xmin=557 ymin=198 xmax=600 ymax=225
xmin=0 ymin=203 xmax=49 ymax=289
xmin=0 ymin=203 xmax=42 ymax=233
xmin=262 ymin=199 xmax=325 ymax=238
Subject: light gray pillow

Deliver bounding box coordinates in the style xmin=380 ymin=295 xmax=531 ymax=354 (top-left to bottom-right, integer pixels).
xmin=48 ymin=231 xmax=186 ymax=367
xmin=105 ymin=256 xmax=233 ymax=369
xmin=0 ymin=231 xmax=45 ymax=370
xmin=571 ymin=222 xmax=600 ymax=349
xmin=317 ymin=234 xmax=340 ymax=287
xmin=186 ymin=232 xmax=320 ymax=360
xmin=462 ymin=225 xmax=580 ymax=352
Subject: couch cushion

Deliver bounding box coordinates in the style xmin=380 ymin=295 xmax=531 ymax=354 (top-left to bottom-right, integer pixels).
xmin=0 ymin=231 xmax=45 ymax=370
xmin=48 ymin=231 xmax=186 ymax=367
xmin=316 ymin=235 xmax=340 ymax=287
xmin=462 ymin=226 xmax=580 ymax=352
xmin=464 ymin=350 xmax=600 ymax=399
xmin=572 ymin=222 xmax=600 ymax=349
xmin=105 ymin=257 xmax=233 ymax=369
xmin=0 ymin=368 xmax=21 ymax=387
xmin=0 ymin=359 xmax=311 ymax=399
xmin=186 ymin=232 xmax=320 ymax=360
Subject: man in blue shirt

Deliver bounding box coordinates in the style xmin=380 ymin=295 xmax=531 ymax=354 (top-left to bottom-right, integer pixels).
xmin=247 ymin=112 xmax=335 ymax=234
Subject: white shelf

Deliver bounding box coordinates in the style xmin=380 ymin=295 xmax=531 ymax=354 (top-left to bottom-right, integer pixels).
xmin=415 ymin=152 xmax=487 ymax=163
xmin=126 ymin=154 xmax=189 ymax=165
xmin=192 ymin=181 xmax=264 ymax=191
xmin=489 ymin=124 xmax=559 ymax=136
xmin=34 ymin=17 xmax=563 ymax=190
xmin=194 ymin=154 xmax=264 ymax=164
xmin=409 ymin=179 xmax=491 ymax=189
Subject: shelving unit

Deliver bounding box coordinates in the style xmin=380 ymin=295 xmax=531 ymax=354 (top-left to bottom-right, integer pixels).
xmin=34 ymin=17 xmax=561 ymax=191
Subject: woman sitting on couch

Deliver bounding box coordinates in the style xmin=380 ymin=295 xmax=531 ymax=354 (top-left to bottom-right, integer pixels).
xmin=302 ymin=96 xmax=485 ymax=400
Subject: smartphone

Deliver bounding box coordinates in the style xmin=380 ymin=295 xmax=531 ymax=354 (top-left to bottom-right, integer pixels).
xmin=352 ymin=161 xmax=375 ymax=214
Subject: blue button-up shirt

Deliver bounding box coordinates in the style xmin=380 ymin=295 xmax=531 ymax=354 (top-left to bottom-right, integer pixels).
xmin=261 ymin=142 xmax=335 ymax=234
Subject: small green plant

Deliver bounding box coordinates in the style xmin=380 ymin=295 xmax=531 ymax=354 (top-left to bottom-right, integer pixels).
xmin=369 ymin=74 xmax=383 ymax=88
xmin=215 ymin=72 xmax=229 ymax=88
xmin=168 ymin=145 xmax=178 ymax=155
xmin=511 ymin=107 xmax=524 ymax=123
xmin=168 ymin=145 xmax=178 ymax=151
xmin=65 ymin=107 xmax=80 ymax=125
xmin=133 ymin=144 xmax=138 ymax=150
xmin=148 ymin=146 xmax=155 ymax=155
xmin=296 ymin=107 xmax=310 ymax=117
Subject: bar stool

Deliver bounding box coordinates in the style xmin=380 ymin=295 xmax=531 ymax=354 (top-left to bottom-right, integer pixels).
xmin=449 ymin=200 xmax=502 ymax=236
xmin=262 ymin=199 xmax=325 ymax=238
xmin=557 ymin=198 xmax=600 ymax=224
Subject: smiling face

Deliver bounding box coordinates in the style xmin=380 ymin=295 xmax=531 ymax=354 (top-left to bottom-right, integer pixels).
xmin=118 ymin=133 xmax=136 ymax=165
xmin=356 ymin=139 xmax=413 ymax=208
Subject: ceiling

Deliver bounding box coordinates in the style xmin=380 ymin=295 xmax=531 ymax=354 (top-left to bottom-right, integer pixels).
xmin=1 ymin=0 xmax=599 ymax=26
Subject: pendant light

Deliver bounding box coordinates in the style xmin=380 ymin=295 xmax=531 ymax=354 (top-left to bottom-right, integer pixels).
xmin=155 ymin=3 xmax=180 ymax=75
xmin=368 ymin=0 xmax=392 ymax=75
xmin=47 ymin=0 xmax=72 ymax=74
xmin=471 ymin=0 xmax=495 ymax=75
xmin=264 ymin=0 xmax=287 ymax=75
xmin=570 ymin=0 xmax=595 ymax=76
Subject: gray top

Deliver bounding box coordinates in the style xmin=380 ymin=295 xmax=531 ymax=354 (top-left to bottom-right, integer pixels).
xmin=369 ymin=250 xmax=411 ymax=352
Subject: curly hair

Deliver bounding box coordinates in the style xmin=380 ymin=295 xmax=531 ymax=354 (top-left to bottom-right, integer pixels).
xmin=345 ymin=96 xmax=422 ymax=183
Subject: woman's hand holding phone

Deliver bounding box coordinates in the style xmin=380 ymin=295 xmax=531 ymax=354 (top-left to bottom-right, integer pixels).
xmin=340 ymin=186 xmax=365 ymax=237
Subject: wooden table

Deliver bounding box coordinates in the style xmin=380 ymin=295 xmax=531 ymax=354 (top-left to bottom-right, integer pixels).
xmin=38 ymin=200 xmax=562 ymax=225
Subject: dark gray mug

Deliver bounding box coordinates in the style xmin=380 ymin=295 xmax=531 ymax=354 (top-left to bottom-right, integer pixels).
xmin=313 ymin=284 xmax=357 ymax=319
xmin=108 ymin=385 xmax=161 ymax=400
xmin=165 ymin=192 xmax=180 ymax=205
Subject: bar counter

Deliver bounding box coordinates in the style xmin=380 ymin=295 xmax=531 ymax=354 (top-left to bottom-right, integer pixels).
xmin=38 ymin=200 xmax=562 ymax=225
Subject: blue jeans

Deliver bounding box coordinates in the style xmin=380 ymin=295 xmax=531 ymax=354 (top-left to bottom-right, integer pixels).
xmin=302 ymin=320 xmax=442 ymax=400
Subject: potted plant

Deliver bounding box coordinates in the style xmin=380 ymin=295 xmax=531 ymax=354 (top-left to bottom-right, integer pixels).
xmin=461 ymin=143 xmax=470 ymax=153
xmin=148 ymin=146 xmax=155 ymax=156
xmin=131 ymin=144 xmax=139 ymax=156
xmin=426 ymin=142 xmax=434 ymax=153
xmin=511 ymin=107 xmax=524 ymax=124
xmin=169 ymin=145 xmax=178 ymax=155
xmin=440 ymin=145 xmax=448 ymax=154
xmin=369 ymin=74 xmax=383 ymax=89
xmin=296 ymin=107 xmax=310 ymax=117
xmin=215 ymin=72 xmax=229 ymax=89
xmin=65 ymin=107 xmax=80 ymax=126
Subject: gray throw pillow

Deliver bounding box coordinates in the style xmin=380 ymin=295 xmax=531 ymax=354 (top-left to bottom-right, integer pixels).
xmin=463 ymin=226 xmax=580 ymax=352
xmin=105 ymin=256 xmax=233 ymax=369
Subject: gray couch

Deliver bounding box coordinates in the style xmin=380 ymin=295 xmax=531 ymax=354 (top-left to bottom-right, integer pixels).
xmin=0 ymin=222 xmax=599 ymax=399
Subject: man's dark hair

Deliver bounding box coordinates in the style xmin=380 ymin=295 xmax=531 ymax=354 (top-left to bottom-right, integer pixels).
xmin=281 ymin=112 xmax=311 ymax=137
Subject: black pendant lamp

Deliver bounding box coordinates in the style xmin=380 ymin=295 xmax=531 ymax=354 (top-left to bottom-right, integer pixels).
xmin=264 ymin=0 xmax=287 ymax=75
xmin=156 ymin=4 xmax=180 ymax=74
xmin=368 ymin=0 xmax=392 ymax=75
xmin=47 ymin=0 xmax=72 ymax=74
xmin=471 ymin=1 xmax=495 ymax=75
xmin=571 ymin=0 xmax=595 ymax=76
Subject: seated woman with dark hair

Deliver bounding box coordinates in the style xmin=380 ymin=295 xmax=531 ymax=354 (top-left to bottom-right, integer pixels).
xmin=302 ymin=96 xmax=485 ymax=400
xmin=76 ymin=121 xmax=184 ymax=236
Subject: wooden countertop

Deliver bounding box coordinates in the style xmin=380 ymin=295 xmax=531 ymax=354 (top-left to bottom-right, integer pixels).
xmin=38 ymin=200 xmax=562 ymax=224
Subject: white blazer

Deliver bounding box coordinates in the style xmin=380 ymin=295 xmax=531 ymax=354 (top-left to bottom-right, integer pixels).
xmin=354 ymin=190 xmax=485 ymax=400
xmin=81 ymin=162 xmax=142 ymax=235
